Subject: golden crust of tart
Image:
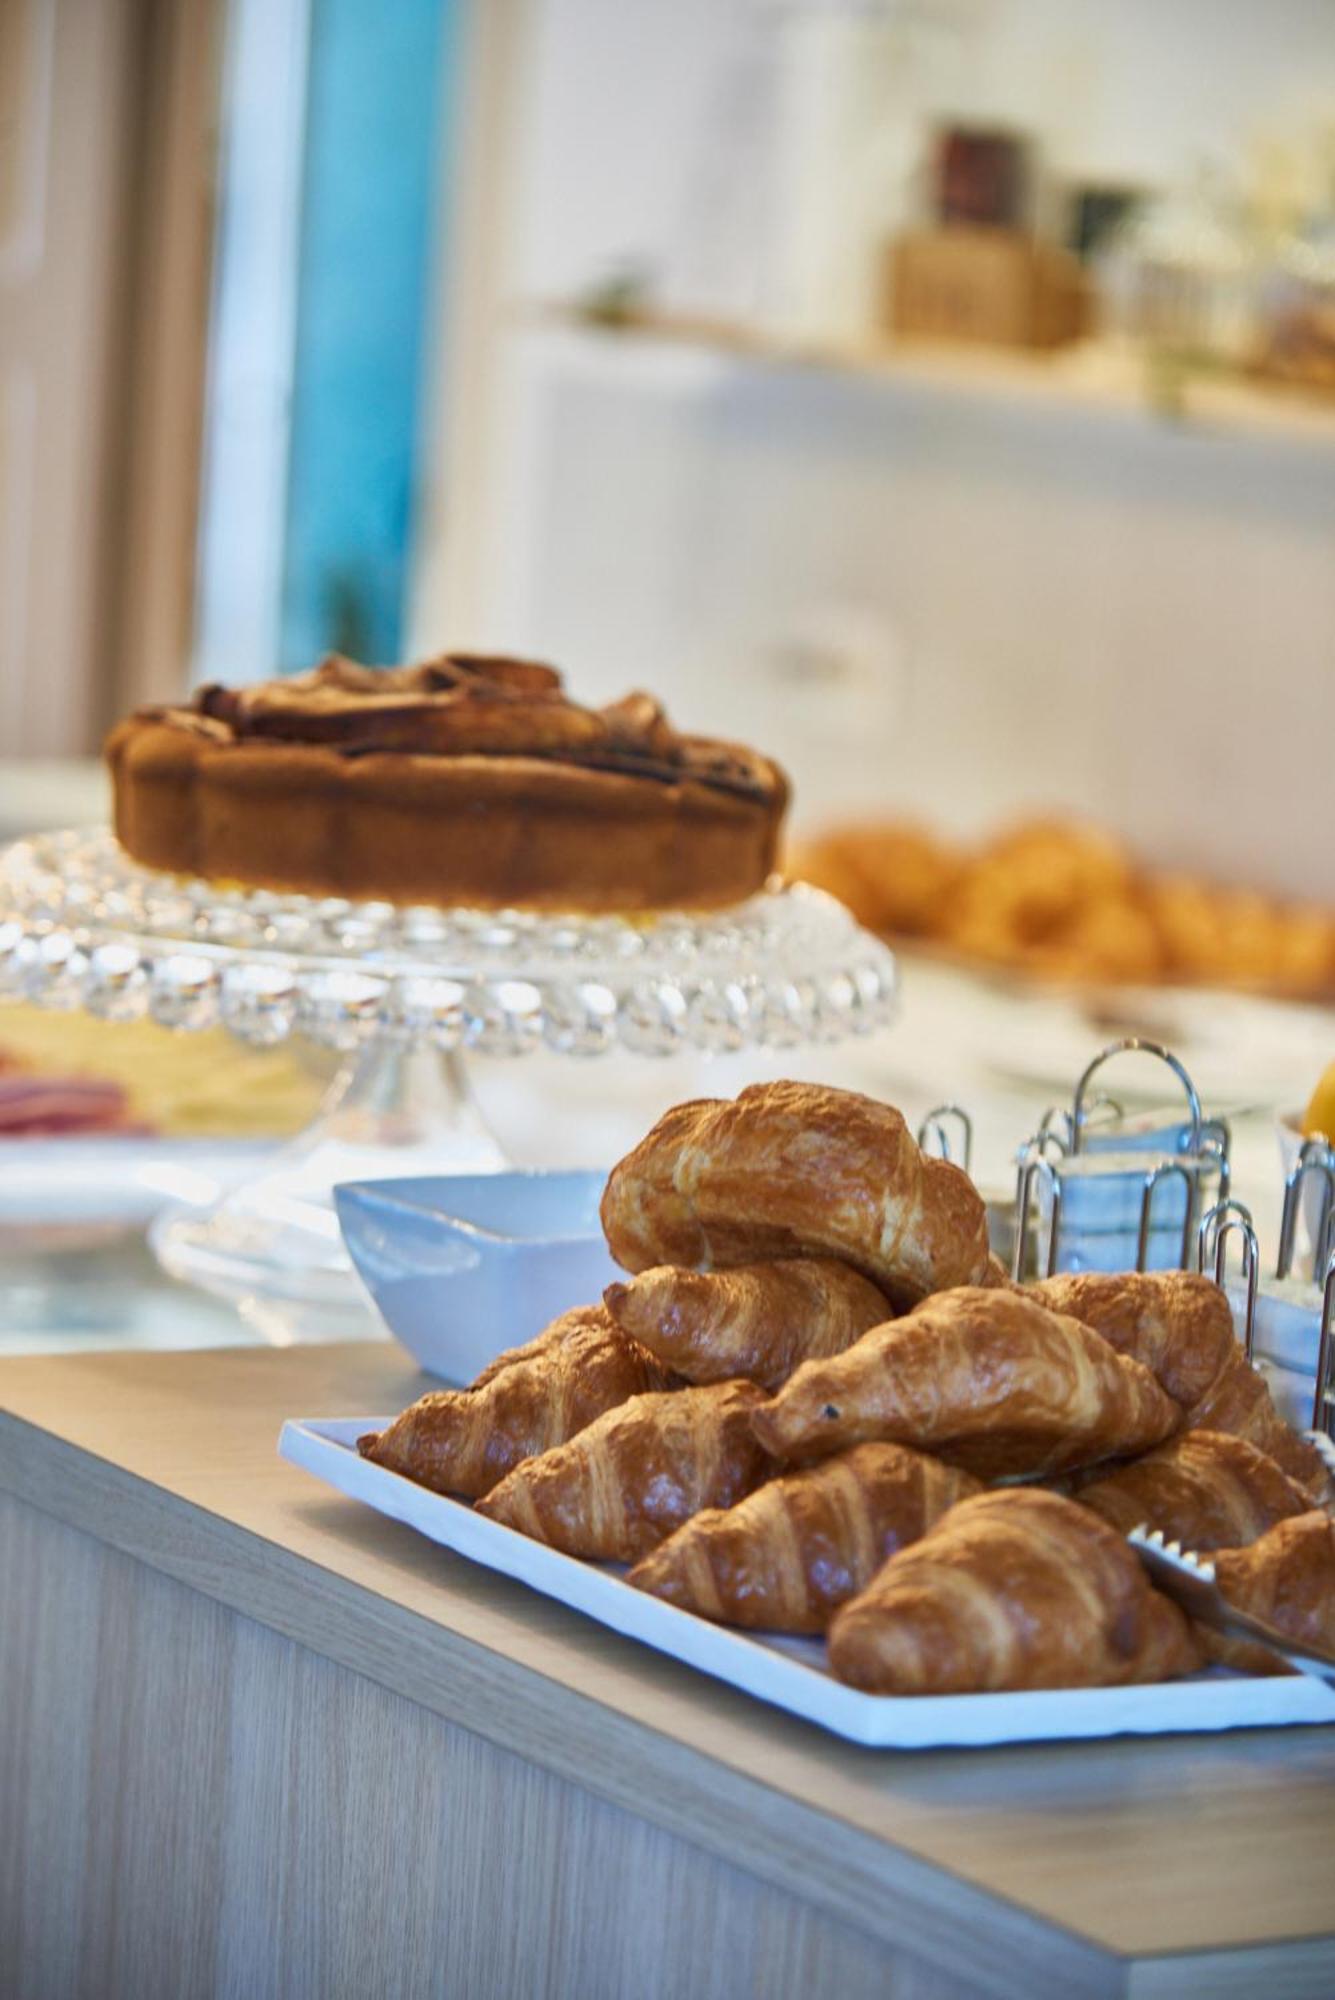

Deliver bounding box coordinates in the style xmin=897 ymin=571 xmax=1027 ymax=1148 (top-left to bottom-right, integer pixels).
xmin=106 ymin=654 xmax=789 ymax=913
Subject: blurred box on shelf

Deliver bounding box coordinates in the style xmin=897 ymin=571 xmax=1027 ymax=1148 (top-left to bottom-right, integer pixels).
xmin=887 ymin=228 xmax=1089 ymax=350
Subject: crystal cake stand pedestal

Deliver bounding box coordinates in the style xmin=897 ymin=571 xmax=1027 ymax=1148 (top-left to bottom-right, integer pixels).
xmin=0 ymin=829 xmax=897 ymax=1333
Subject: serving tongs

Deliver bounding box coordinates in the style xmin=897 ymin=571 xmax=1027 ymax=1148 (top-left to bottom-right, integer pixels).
xmin=1128 ymin=1527 xmax=1335 ymax=1688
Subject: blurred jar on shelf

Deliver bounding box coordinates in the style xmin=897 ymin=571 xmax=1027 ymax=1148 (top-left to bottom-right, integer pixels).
xmin=1100 ymin=171 xmax=1260 ymax=388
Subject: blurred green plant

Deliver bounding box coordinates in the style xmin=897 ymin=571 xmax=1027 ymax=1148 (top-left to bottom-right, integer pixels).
xmin=321 ymin=565 xmax=376 ymax=663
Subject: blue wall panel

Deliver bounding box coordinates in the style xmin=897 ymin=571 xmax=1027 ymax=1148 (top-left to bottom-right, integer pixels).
xmin=280 ymin=0 xmax=454 ymax=670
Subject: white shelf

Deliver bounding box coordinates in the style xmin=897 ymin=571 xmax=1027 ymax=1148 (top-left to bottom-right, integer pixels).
xmin=516 ymin=303 xmax=1335 ymax=454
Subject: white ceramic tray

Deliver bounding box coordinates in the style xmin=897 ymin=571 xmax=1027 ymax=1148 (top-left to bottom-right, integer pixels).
xmin=279 ymin=1417 xmax=1335 ymax=1749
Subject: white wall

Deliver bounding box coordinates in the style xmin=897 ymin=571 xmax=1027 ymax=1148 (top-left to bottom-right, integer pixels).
xmin=415 ymin=0 xmax=1335 ymax=899
xmin=471 ymin=326 xmax=1335 ymax=897
xmin=510 ymin=0 xmax=1335 ymax=314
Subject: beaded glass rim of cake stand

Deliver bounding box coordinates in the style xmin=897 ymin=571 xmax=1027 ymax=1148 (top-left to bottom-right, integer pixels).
xmin=0 ymin=828 xmax=897 ymax=1058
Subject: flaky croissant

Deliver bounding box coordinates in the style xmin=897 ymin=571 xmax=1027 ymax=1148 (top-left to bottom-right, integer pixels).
xmin=599 ymin=1080 xmax=993 ymax=1310
xmin=475 ymin=1379 xmax=770 ymax=1561
xmin=1027 ymin=1271 xmax=1333 ymax=1507
xmin=602 ymin=1257 xmax=891 ymax=1392
xmin=1184 ymin=1347 xmax=1334 ymax=1507
xmin=751 ymin=1286 xmax=1180 ymax=1478
xmin=1027 ymin=1271 xmax=1234 ymax=1407
xmin=468 ymin=1312 xmax=589 ymax=1391
xmin=1202 ymin=1511 xmax=1335 ymax=1675
xmin=628 ymin=1441 xmax=980 ymax=1632
xmin=826 ymin=1488 xmax=1201 ymax=1694
xmin=1075 ymin=1430 xmax=1310 ymax=1551
xmin=358 ymin=1305 xmax=671 ymax=1499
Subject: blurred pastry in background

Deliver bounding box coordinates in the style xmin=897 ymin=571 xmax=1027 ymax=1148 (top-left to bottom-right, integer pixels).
xmin=1147 ymin=878 xmax=1275 ymax=987
xmin=1271 ymin=906 xmax=1335 ymax=998
xmin=1022 ymin=898 xmax=1165 ymax=985
xmin=938 ymin=818 xmax=1143 ymax=975
xmin=1142 ymin=878 xmax=1335 ymax=995
xmin=787 ymin=821 xmax=959 ymax=937
xmin=791 ymin=813 xmax=1335 ymax=999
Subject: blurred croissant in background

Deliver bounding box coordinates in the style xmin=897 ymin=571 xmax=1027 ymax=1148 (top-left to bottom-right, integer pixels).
xmin=790 ymin=813 xmax=1335 ymax=998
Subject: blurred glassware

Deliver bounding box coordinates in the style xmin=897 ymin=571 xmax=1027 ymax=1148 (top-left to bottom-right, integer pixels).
xmin=1100 ymin=170 xmax=1260 ymax=394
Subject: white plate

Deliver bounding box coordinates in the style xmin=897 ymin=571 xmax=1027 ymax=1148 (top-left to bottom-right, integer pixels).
xmin=279 ymin=1417 xmax=1335 ymax=1749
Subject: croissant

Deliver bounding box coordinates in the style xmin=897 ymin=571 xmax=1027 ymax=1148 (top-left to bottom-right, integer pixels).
xmin=1184 ymin=1347 xmax=1334 ymax=1507
xmin=1027 ymin=1272 xmax=1234 ymax=1407
xmin=468 ymin=1311 xmax=600 ymax=1391
xmin=599 ymin=1080 xmax=993 ymax=1310
xmin=602 ymin=1257 xmax=891 ymax=1392
xmin=1026 ymin=1272 xmax=1333 ymax=1507
xmin=467 ymin=1312 xmax=587 ymax=1391
xmin=627 ymin=1442 xmax=980 ymax=1632
xmin=750 ymin=1286 xmax=1180 ymax=1478
xmin=1075 ymin=1430 xmax=1311 ymax=1551
xmin=357 ymin=1304 xmax=671 ymax=1499
xmin=826 ymin=1488 xmax=1201 ymax=1694
xmin=1202 ymin=1511 xmax=1335 ymax=1675
xmin=475 ymin=1379 xmax=769 ymax=1560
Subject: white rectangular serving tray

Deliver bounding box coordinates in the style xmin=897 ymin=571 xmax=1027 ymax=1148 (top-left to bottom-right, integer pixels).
xmin=279 ymin=1417 xmax=1335 ymax=1749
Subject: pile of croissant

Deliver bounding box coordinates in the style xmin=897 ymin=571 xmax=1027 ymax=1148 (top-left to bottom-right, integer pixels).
xmin=360 ymin=1081 xmax=1335 ymax=1697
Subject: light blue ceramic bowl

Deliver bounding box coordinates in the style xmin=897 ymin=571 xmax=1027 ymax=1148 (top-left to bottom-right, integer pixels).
xmin=334 ymin=1170 xmax=618 ymax=1383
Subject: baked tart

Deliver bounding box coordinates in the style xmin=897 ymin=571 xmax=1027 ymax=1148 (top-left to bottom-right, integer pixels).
xmin=105 ymin=654 xmax=789 ymax=913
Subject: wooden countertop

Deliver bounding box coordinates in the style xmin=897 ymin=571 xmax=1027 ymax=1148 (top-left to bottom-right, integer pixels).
xmin=2 ymin=1341 xmax=1333 ymax=2000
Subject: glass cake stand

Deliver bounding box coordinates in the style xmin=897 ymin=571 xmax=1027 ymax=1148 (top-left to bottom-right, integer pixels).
xmin=0 ymin=829 xmax=897 ymax=1331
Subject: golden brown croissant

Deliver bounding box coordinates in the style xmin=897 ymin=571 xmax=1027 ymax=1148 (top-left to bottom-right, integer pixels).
xmin=826 ymin=1488 xmax=1201 ymax=1694
xmin=1027 ymin=1271 xmax=1333 ymax=1506
xmin=357 ymin=1304 xmax=671 ymax=1499
xmin=627 ymin=1442 xmax=980 ymax=1632
xmin=1184 ymin=1347 xmax=1334 ymax=1507
xmin=750 ymin=1286 xmax=1180 ymax=1478
xmin=1075 ymin=1430 xmax=1310 ymax=1551
xmin=599 ymin=1080 xmax=992 ymax=1310
xmin=469 ymin=1310 xmax=598 ymax=1391
xmin=1027 ymin=1271 xmax=1234 ymax=1407
xmin=1202 ymin=1511 xmax=1335 ymax=1675
xmin=602 ymin=1257 xmax=891 ymax=1392
xmin=475 ymin=1379 xmax=769 ymax=1560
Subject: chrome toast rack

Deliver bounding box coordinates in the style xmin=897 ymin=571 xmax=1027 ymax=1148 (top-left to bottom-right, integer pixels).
xmin=1198 ymin=1199 xmax=1259 ymax=1360
xmin=916 ymin=1104 xmax=973 ymax=1173
xmin=1277 ymin=1135 xmax=1335 ymax=1282
xmin=1012 ymin=1039 xmax=1229 ymax=1280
